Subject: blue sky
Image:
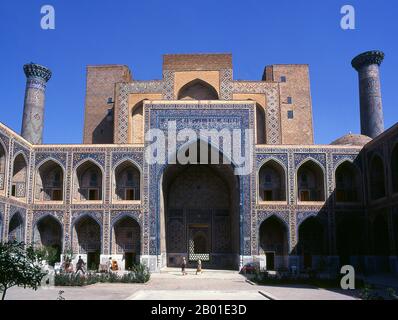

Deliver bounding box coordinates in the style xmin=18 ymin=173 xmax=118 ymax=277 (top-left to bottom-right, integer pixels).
xmin=0 ymin=0 xmax=396 ymax=144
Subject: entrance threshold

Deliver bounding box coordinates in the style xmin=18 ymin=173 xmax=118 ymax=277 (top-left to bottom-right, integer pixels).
xmin=159 ymin=267 xmax=239 ymax=274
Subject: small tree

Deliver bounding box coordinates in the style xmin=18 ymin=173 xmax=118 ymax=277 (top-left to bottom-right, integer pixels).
xmin=34 ymin=245 xmax=59 ymax=266
xmin=0 ymin=241 xmax=47 ymax=300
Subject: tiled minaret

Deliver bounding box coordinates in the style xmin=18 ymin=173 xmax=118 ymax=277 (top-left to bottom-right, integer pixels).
xmin=351 ymin=51 xmax=385 ymax=139
xmin=21 ymin=63 xmax=52 ymax=144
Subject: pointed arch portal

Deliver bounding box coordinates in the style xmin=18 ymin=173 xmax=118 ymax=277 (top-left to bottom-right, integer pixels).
xmin=178 ymin=79 xmax=219 ymax=100
xmin=160 ymin=142 xmax=240 ymax=270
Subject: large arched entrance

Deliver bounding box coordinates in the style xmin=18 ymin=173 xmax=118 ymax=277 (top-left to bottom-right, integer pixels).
xmin=72 ymin=215 xmax=101 ymax=270
xmin=259 ymin=216 xmax=288 ymax=271
xmin=161 ymin=154 xmax=240 ymax=270
xmin=35 ymin=160 xmax=64 ymax=202
xmin=373 ymin=214 xmax=390 ymax=272
xmin=298 ymin=217 xmax=325 ymax=270
xmin=33 ymin=215 xmax=63 ymax=265
xmin=177 ymin=79 xmax=219 ymax=100
xmin=111 ymin=216 xmax=141 ymax=270
xmin=11 ymin=154 xmax=28 ymax=199
xmin=8 ymin=212 xmax=24 ymax=242
xmin=336 ymin=215 xmax=364 ymax=269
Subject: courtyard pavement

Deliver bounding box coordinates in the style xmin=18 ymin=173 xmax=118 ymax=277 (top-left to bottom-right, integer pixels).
xmin=5 ymin=268 xmax=358 ymax=300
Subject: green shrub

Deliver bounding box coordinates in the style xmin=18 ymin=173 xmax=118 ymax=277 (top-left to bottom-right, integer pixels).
xmin=131 ymin=264 xmax=151 ymax=283
xmin=54 ymin=263 xmax=150 ymax=286
xmin=34 ymin=246 xmax=60 ymax=266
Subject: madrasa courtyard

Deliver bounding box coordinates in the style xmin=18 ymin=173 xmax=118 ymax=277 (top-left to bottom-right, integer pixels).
xmin=2 ymin=51 xmax=398 ymax=270
xmin=5 ymin=268 xmax=360 ymax=300
xmin=1 ymin=51 xmax=398 ymax=300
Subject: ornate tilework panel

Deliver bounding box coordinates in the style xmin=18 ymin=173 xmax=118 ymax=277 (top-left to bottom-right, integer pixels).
xmin=35 ymin=152 xmax=67 ymax=168
xmin=256 ymin=153 xmax=288 ymax=168
xmin=294 ymin=153 xmax=326 ymax=169
xmin=111 ymin=152 xmax=144 ymax=169
xmin=71 ymin=210 xmax=103 ymax=227
xmin=73 ymin=153 xmax=106 ymax=168
xmin=213 ymin=216 xmax=231 ymax=252
xmin=13 ymin=142 xmax=30 ymax=161
xmin=110 ymin=210 xmax=142 ymax=226
xmin=0 ymin=203 xmax=4 ymax=240
xmin=162 ymin=70 xmax=174 ymax=100
xmin=115 ymin=80 xmax=164 ymax=144
xmin=232 ymin=82 xmax=281 ymax=144
xmin=103 ymin=209 xmax=110 ymax=255
xmin=64 ymin=153 xmax=72 ymax=205
xmin=32 ymin=210 xmax=64 ymax=227
xmin=332 ymin=154 xmax=361 ymax=170
xmin=145 ymin=103 xmax=255 ymax=256
xmin=219 ymin=69 xmax=233 ymax=100
xmin=15 ymin=182 xmax=26 ymax=197
xmin=0 ymin=131 xmax=10 ymax=152
xmin=257 ymin=210 xmax=290 ymax=227
xmin=115 ymin=83 xmax=130 ymax=144
xmin=167 ymin=217 xmax=185 ymax=252
xmin=265 ymin=88 xmax=281 ymax=144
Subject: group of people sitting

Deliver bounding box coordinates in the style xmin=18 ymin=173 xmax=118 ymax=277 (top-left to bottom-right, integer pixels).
xmin=61 ymin=256 xmax=118 ymax=274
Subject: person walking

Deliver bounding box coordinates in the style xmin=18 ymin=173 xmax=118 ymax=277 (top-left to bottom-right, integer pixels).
xmin=75 ymin=256 xmax=86 ymax=275
xmin=181 ymin=257 xmax=187 ymax=275
xmin=107 ymin=257 xmax=113 ymax=273
xmin=196 ymin=259 xmax=202 ymax=275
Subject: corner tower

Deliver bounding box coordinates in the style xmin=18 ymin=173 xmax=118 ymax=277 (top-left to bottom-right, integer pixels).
xmin=21 ymin=63 xmax=52 ymax=144
xmin=351 ymin=50 xmax=385 ymax=139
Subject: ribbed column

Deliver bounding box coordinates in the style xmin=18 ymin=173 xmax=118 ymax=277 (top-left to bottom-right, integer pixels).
xmin=21 ymin=63 xmax=52 ymax=144
xmin=351 ymin=51 xmax=385 ymax=139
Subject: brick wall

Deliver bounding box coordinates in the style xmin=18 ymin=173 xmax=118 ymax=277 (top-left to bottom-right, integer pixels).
xmin=163 ymin=54 xmax=232 ymax=71
xmin=264 ymin=65 xmax=314 ymax=145
xmin=83 ymin=65 xmax=131 ymax=144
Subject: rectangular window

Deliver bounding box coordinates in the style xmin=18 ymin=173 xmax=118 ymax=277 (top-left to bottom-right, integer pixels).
xmin=53 ymin=176 xmax=61 ymax=187
xmin=304 ymin=253 xmax=312 ymax=269
xmin=126 ymin=189 xmax=135 ymax=200
xmin=287 ymin=110 xmax=294 ymax=119
xmin=280 ymin=76 xmax=286 ymax=83
xmin=264 ymin=190 xmax=273 ymax=201
xmin=11 ymin=184 xmax=16 ymax=197
xmin=300 ymin=190 xmax=310 ymax=202
xmin=52 ymin=189 xmax=62 ymax=201
xmin=287 ymin=97 xmax=292 ymax=104
xmin=88 ymin=189 xmax=99 ymax=200
xmin=266 ymin=252 xmax=275 ymax=270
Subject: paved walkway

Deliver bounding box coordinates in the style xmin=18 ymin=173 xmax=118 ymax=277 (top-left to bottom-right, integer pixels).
xmin=5 ymin=268 xmax=357 ymax=300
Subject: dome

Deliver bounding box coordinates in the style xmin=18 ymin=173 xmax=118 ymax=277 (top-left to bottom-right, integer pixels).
xmin=331 ymin=133 xmax=372 ymax=146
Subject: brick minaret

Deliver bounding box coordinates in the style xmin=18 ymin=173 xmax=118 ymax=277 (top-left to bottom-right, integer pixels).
xmin=21 ymin=63 xmax=52 ymax=144
xmin=351 ymin=51 xmax=385 ymax=139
